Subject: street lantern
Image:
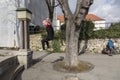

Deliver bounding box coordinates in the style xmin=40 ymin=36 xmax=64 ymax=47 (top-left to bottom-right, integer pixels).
xmin=16 ymin=8 xmax=32 ymax=20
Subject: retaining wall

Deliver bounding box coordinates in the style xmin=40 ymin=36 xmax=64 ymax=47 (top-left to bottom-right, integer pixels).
xmin=0 ymin=51 xmax=24 ymax=80
xmin=30 ymin=34 xmax=120 ymax=53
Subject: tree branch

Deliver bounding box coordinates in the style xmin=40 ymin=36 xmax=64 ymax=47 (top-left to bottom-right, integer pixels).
xmin=74 ymin=0 xmax=83 ymax=18
xmin=45 ymin=0 xmax=51 ymax=12
xmin=54 ymin=3 xmax=60 ymax=7
xmin=74 ymin=0 xmax=93 ymax=26
xmin=45 ymin=0 xmax=56 ymax=21
xmin=57 ymin=0 xmax=72 ymax=19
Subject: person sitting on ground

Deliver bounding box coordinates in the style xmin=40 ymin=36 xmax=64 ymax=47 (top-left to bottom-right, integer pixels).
xmin=106 ymin=38 xmax=114 ymax=56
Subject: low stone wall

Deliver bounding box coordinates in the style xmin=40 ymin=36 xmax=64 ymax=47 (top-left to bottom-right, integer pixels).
xmin=30 ymin=34 xmax=42 ymax=51
xmin=84 ymin=39 xmax=120 ymax=54
xmin=30 ymin=34 xmax=120 ymax=53
xmin=30 ymin=34 xmax=65 ymax=51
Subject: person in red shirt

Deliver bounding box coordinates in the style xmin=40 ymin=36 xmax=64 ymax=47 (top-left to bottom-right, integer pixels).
xmin=41 ymin=18 xmax=54 ymax=50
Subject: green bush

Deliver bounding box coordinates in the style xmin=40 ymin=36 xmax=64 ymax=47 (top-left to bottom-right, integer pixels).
xmin=79 ymin=20 xmax=94 ymax=40
xmin=52 ymin=40 xmax=61 ymax=52
xmin=59 ymin=21 xmax=95 ymax=40
xmin=39 ymin=27 xmax=46 ymax=39
xmin=92 ymin=22 xmax=120 ymax=39
xmin=110 ymin=22 xmax=120 ymax=31
xmin=93 ymin=30 xmax=115 ymax=39
xmin=60 ymin=24 xmax=66 ymax=40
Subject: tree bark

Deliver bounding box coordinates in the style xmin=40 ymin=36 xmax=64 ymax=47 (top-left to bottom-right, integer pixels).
xmin=45 ymin=0 xmax=55 ymax=22
xmin=65 ymin=19 xmax=80 ymax=67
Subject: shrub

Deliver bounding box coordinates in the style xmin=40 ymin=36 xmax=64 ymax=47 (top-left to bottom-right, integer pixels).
xmin=39 ymin=27 xmax=46 ymax=39
xmin=60 ymin=24 xmax=66 ymax=41
xmin=80 ymin=21 xmax=120 ymax=39
xmin=110 ymin=22 xmax=120 ymax=31
xmin=80 ymin=20 xmax=94 ymax=40
xmin=52 ymin=40 xmax=61 ymax=52
xmin=92 ymin=22 xmax=120 ymax=39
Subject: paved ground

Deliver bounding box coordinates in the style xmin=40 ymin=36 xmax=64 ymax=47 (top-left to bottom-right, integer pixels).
xmin=22 ymin=51 xmax=120 ymax=80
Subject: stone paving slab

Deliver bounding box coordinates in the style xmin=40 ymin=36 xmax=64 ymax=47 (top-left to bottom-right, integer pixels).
xmin=0 ymin=56 xmax=13 ymax=62
xmin=22 ymin=52 xmax=120 ymax=80
xmin=0 ymin=50 xmax=16 ymax=62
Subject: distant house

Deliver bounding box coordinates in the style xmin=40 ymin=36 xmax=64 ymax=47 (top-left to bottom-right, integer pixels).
xmin=57 ymin=14 xmax=106 ymax=31
xmin=52 ymin=15 xmax=64 ymax=30
xmin=57 ymin=15 xmax=65 ymax=25
xmin=85 ymin=14 xmax=106 ymax=30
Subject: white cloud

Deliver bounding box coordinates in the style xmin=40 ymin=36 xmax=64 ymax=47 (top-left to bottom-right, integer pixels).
xmin=89 ymin=0 xmax=120 ymax=22
xmin=57 ymin=0 xmax=120 ymax=22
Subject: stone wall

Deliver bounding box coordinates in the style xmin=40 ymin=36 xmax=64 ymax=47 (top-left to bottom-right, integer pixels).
xmin=30 ymin=34 xmax=120 ymax=53
xmin=30 ymin=34 xmax=65 ymax=51
xmin=83 ymin=39 xmax=120 ymax=54
xmin=30 ymin=34 xmax=42 ymax=51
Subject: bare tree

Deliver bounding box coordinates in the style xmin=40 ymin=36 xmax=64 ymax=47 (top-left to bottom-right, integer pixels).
xmin=56 ymin=0 xmax=93 ymax=67
xmin=45 ymin=0 xmax=60 ymax=22
xmin=45 ymin=0 xmax=55 ymax=22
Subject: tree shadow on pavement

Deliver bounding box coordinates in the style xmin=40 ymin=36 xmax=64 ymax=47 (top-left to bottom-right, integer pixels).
xmin=51 ymin=56 xmax=64 ymax=63
xmin=32 ymin=52 xmax=52 ymax=65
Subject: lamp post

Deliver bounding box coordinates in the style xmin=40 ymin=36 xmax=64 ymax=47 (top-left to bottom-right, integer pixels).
xmin=16 ymin=8 xmax=33 ymax=68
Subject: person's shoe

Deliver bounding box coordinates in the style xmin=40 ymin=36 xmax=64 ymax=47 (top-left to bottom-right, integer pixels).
xmin=39 ymin=49 xmax=42 ymax=51
xmin=47 ymin=48 xmax=52 ymax=51
xmin=39 ymin=49 xmax=45 ymax=51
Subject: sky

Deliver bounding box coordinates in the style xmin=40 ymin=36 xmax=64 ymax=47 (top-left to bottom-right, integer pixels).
xmin=89 ymin=0 xmax=120 ymax=22
xmin=57 ymin=0 xmax=120 ymax=22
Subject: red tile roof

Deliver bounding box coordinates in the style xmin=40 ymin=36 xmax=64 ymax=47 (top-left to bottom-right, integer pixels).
xmin=85 ymin=14 xmax=104 ymax=21
xmin=57 ymin=15 xmax=65 ymax=22
xmin=57 ymin=14 xmax=104 ymax=22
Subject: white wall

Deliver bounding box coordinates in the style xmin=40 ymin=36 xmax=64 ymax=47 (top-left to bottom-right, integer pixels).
xmin=93 ymin=20 xmax=106 ymax=30
xmin=54 ymin=19 xmax=65 ymax=30
xmin=53 ymin=20 xmax=61 ymax=30
xmin=0 ymin=0 xmax=48 ymax=48
xmin=0 ymin=0 xmax=18 ymax=47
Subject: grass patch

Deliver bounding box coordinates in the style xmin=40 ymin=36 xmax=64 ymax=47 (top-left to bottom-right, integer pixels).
xmin=53 ymin=61 xmax=94 ymax=73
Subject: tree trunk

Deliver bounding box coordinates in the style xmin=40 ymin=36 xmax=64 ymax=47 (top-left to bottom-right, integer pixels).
xmin=65 ymin=19 xmax=80 ymax=67
xmin=49 ymin=10 xmax=54 ymax=22
xmin=45 ymin=0 xmax=55 ymax=22
xmin=56 ymin=0 xmax=93 ymax=67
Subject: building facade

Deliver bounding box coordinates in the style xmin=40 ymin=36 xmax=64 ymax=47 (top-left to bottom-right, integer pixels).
xmin=86 ymin=14 xmax=106 ymax=30
xmin=0 ymin=0 xmax=48 ymax=48
xmin=57 ymin=14 xmax=106 ymax=31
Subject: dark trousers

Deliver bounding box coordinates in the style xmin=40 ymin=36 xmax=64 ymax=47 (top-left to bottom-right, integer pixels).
xmin=109 ymin=48 xmax=114 ymax=55
xmin=41 ymin=38 xmax=50 ymax=50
